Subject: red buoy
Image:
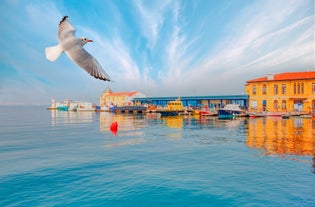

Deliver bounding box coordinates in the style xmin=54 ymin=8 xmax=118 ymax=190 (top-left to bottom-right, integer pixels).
xmin=110 ymin=121 xmax=118 ymax=135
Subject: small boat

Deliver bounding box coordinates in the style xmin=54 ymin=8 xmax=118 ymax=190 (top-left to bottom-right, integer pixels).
xmin=247 ymin=112 xmax=265 ymax=118
xmin=218 ymin=104 xmax=245 ymax=119
xmin=248 ymin=111 xmax=285 ymax=118
xmin=57 ymin=105 xmax=69 ymax=111
xmin=146 ymin=105 xmax=157 ymax=113
xmin=199 ymin=109 xmax=217 ymax=116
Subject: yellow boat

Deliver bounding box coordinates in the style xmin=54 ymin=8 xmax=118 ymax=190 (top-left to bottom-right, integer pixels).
xmin=157 ymin=97 xmax=193 ymax=116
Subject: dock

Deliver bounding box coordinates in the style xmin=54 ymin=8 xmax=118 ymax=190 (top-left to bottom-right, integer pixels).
xmin=112 ymin=106 xmax=147 ymax=114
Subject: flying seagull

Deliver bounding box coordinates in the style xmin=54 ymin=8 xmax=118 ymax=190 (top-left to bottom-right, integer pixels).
xmin=45 ymin=16 xmax=112 ymax=81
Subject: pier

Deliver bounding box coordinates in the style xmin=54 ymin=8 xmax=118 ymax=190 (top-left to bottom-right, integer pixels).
xmin=112 ymin=106 xmax=147 ymax=114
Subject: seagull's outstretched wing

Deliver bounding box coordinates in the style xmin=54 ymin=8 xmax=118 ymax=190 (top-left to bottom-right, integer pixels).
xmin=65 ymin=44 xmax=112 ymax=81
xmin=58 ymin=16 xmax=76 ymax=42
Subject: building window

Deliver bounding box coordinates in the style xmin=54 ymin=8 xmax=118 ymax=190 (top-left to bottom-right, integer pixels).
xmin=282 ymin=84 xmax=286 ymax=94
xmin=301 ymin=83 xmax=304 ymax=94
xmin=274 ymin=84 xmax=278 ymax=95
xmin=251 ymin=100 xmax=257 ymax=110
xmin=281 ymin=100 xmax=286 ymax=110
xmin=297 ymin=83 xmax=300 ymax=94
xmin=273 ymin=100 xmax=278 ymax=111
xmin=252 ymin=85 xmax=256 ymax=95
xmin=262 ymin=84 xmax=267 ymax=95
xmin=313 ymin=83 xmax=315 ymax=94
xmin=294 ymin=83 xmax=297 ymax=94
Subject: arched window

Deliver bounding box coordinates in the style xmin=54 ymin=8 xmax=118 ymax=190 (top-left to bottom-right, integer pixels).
xmin=281 ymin=100 xmax=286 ymax=110
xmin=252 ymin=85 xmax=256 ymax=95
xmin=273 ymin=100 xmax=278 ymax=111
xmin=301 ymin=83 xmax=304 ymax=94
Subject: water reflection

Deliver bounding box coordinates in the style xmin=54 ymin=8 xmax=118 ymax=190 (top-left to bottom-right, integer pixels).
xmin=161 ymin=116 xmax=184 ymax=128
xmin=246 ymin=117 xmax=315 ymax=157
xmin=50 ymin=110 xmax=94 ymax=126
xmin=97 ymin=112 xmax=315 ymax=165
xmin=99 ymin=112 xmax=145 ymax=136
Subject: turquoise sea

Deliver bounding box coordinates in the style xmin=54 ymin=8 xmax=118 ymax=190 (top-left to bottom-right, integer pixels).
xmin=0 ymin=106 xmax=314 ymax=206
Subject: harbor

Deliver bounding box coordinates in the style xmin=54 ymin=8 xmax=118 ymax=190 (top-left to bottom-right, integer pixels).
xmin=2 ymin=1 xmax=314 ymax=206
xmin=47 ymin=71 xmax=315 ymax=120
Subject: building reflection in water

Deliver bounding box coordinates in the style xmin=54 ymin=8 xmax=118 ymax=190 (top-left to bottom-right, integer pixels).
xmin=246 ymin=117 xmax=315 ymax=157
xmin=51 ymin=110 xmax=94 ymax=126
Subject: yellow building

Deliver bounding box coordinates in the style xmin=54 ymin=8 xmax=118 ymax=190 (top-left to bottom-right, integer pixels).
xmin=245 ymin=71 xmax=315 ymax=113
xmin=99 ymin=87 xmax=145 ymax=107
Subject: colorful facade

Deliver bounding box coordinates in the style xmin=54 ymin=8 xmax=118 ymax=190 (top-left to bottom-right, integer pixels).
xmin=99 ymin=87 xmax=145 ymax=107
xmin=245 ymin=71 xmax=315 ymax=113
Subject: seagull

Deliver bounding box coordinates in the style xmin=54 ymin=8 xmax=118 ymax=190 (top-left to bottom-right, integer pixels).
xmin=45 ymin=16 xmax=112 ymax=81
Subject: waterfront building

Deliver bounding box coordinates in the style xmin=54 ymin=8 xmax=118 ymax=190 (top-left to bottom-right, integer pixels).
xmin=99 ymin=87 xmax=146 ymax=107
xmin=245 ymin=71 xmax=315 ymax=113
xmin=47 ymin=98 xmax=96 ymax=111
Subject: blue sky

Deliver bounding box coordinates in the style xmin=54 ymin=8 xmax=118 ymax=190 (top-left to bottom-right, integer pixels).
xmin=0 ymin=0 xmax=314 ymax=105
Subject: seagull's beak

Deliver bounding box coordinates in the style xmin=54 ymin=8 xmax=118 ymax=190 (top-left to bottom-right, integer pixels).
xmin=88 ymin=40 xmax=93 ymax=42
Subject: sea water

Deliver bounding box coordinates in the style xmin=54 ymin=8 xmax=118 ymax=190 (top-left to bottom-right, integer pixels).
xmin=0 ymin=106 xmax=314 ymax=206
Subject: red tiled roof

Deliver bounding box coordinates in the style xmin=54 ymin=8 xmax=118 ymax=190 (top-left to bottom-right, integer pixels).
xmin=246 ymin=71 xmax=315 ymax=83
xmin=107 ymin=91 xmax=138 ymax=97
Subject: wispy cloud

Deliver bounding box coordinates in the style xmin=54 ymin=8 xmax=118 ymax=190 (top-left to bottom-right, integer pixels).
xmin=134 ymin=0 xmax=171 ymax=50
xmin=0 ymin=0 xmax=313 ymax=104
xmin=178 ymin=0 xmax=314 ymax=93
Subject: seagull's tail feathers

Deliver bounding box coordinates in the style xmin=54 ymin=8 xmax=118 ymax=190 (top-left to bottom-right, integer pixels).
xmin=45 ymin=45 xmax=63 ymax=62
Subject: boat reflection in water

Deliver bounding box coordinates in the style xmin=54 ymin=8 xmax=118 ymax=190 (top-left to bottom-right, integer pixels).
xmin=246 ymin=117 xmax=315 ymax=158
xmin=161 ymin=116 xmax=184 ymax=129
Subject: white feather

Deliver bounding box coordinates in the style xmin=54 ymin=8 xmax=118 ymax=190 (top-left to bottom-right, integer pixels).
xmin=45 ymin=45 xmax=63 ymax=62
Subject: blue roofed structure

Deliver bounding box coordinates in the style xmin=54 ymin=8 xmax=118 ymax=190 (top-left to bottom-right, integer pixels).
xmin=134 ymin=95 xmax=248 ymax=109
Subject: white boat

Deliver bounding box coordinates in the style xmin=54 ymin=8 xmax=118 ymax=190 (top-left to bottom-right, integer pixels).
xmin=218 ymin=104 xmax=245 ymax=119
xmin=248 ymin=111 xmax=284 ymax=118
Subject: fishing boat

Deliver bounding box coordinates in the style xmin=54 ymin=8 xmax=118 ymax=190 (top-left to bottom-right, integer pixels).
xmin=218 ymin=104 xmax=245 ymax=119
xmin=156 ymin=97 xmax=192 ymax=116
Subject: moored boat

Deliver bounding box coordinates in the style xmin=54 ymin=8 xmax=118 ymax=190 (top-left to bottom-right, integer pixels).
xmin=218 ymin=104 xmax=245 ymax=119
xmin=156 ymin=97 xmax=192 ymax=116
xmin=199 ymin=109 xmax=217 ymax=116
xmin=146 ymin=105 xmax=157 ymax=113
xmin=248 ymin=111 xmax=285 ymax=118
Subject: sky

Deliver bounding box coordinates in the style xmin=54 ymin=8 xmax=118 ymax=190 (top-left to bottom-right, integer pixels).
xmin=0 ymin=0 xmax=314 ymax=105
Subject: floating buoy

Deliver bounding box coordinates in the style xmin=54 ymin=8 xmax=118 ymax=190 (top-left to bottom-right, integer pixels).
xmin=110 ymin=121 xmax=118 ymax=135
